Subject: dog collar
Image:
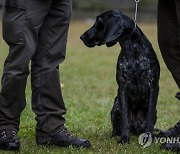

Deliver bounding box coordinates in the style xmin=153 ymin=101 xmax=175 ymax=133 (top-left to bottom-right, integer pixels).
xmin=119 ymin=24 xmax=137 ymax=42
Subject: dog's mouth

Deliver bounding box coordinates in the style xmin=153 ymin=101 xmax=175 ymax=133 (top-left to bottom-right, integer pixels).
xmin=81 ymin=40 xmax=96 ymax=48
xmin=80 ymin=36 xmax=98 ymax=48
xmin=86 ymin=42 xmax=102 ymax=47
xmin=80 ymin=35 xmax=93 ymax=47
xmin=96 ymin=42 xmax=102 ymax=46
xmin=80 ymin=33 xmax=104 ymax=48
xmin=86 ymin=43 xmax=96 ymax=48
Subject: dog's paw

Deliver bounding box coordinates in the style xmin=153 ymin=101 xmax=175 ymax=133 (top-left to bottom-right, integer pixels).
xmin=111 ymin=130 xmax=121 ymax=138
xmin=118 ymin=135 xmax=130 ymax=144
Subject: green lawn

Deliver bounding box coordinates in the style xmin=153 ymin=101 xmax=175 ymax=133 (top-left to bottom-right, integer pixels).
xmin=0 ymin=21 xmax=179 ymax=154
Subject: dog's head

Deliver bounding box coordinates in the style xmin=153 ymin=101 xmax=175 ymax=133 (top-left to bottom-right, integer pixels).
xmin=80 ymin=10 xmax=135 ymax=48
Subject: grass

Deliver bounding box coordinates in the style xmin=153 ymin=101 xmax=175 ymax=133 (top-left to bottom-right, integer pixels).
xmin=0 ymin=21 xmax=179 ymax=154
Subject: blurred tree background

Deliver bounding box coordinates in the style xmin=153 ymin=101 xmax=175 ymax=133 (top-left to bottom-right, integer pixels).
xmin=0 ymin=0 xmax=158 ymax=21
xmin=72 ymin=0 xmax=158 ymax=22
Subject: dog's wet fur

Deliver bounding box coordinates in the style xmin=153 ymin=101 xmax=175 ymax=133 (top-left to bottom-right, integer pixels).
xmin=80 ymin=10 xmax=160 ymax=144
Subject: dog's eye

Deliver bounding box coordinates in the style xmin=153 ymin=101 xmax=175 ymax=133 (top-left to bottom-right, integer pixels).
xmin=97 ymin=22 xmax=104 ymax=31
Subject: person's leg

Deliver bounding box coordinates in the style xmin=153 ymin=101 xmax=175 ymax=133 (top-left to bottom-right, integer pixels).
xmin=158 ymin=0 xmax=180 ymax=88
xmin=31 ymin=0 xmax=72 ymax=137
xmin=0 ymin=0 xmax=51 ymax=150
xmin=32 ymin=0 xmax=90 ymax=148
xmin=158 ymin=0 xmax=180 ymax=152
xmin=0 ymin=0 xmax=51 ymax=132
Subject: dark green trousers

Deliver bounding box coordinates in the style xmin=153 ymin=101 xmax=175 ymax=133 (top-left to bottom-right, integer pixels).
xmin=158 ymin=0 xmax=180 ymax=88
xmin=0 ymin=0 xmax=72 ymax=136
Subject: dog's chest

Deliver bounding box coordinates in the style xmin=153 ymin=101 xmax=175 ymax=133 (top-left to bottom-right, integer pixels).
xmin=116 ymin=55 xmax=155 ymax=89
xmin=116 ymin=56 xmax=154 ymax=103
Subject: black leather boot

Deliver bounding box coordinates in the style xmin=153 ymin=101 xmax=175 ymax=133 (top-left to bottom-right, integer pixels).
xmin=0 ymin=129 xmax=20 ymax=151
xmin=36 ymin=128 xmax=90 ymax=148
xmin=161 ymin=143 xmax=180 ymax=152
xmin=159 ymin=121 xmax=180 ymax=152
xmin=158 ymin=120 xmax=180 ymax=137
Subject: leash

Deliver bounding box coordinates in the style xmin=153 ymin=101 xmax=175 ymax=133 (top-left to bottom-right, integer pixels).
xmin=120 ymin=0 xmax=140 ymax=42
xmin=134 ymin=0 xmax=140 ymax=28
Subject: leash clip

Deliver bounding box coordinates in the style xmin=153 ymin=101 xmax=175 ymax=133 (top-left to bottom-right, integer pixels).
xmin=134 ymin=0 xmax=140 ymax=28
xmin=135 ymin=0 xmax=140 ymax=3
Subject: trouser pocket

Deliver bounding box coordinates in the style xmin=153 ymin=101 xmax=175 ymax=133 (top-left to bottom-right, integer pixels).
xmin=2 ymin=5 xmax=26 ymax=45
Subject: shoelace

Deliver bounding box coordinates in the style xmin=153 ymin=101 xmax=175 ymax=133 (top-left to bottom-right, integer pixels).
xmin=1 ymin=130 xmax=17 ymax=140
xmin=60 ymin=128 xmax=74 ymax=138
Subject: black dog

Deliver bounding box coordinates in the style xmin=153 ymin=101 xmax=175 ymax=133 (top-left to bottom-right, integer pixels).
xmin=80 ymin=10 xmax=160 ymax=144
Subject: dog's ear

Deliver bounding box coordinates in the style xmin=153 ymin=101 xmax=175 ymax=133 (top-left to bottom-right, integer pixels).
xmin=103 ymin=15 xmax=124 ymax=47
xmin=103 ymin=13 xmax=134 ymax=47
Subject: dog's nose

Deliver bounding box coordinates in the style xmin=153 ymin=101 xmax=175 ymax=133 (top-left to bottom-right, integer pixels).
xmin=80 ymin=34 xmax=85 ymax=41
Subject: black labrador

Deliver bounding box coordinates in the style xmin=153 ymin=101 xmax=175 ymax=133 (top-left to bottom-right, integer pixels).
xmin=80 ymin=10 xmax=160 ymax=144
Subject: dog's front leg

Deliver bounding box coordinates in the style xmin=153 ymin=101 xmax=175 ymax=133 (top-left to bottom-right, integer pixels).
xmin=145 ymin=85 xmax=159 ymax=134
xmin=118 ymin=88 xmax=130 ymax=144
